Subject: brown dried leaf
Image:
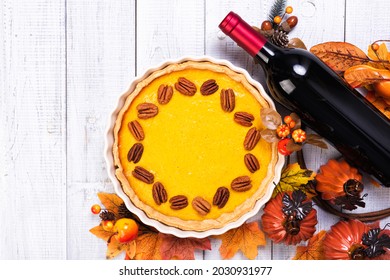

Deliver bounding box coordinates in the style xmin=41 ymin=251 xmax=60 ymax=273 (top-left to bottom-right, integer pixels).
xmin=260 ymin=108 xmax=282 ymax=130
xmin=260 ymin=128 xmax=279 ymax=143
xmin=310 ymin=42 xmax=367 ymax=72
xmin=133 ymin=232 xmax=163 ymax=260
xmin=106 ymin=236 xmax=136 ymax=260
xmin=159 ymin=234 xmax=211 ymax=260
xmin=89 ymin=225 xmax=114 ymax=242
xmin=344 ymin=65 xmax=390 ymax=88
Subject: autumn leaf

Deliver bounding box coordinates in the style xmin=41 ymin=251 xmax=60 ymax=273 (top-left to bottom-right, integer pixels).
xmin=133 ymin=232 xmax=163 ymax=260
xmin=106 ymin=235 xmax=136 ymax=260
xmin=273 ymin=163 xmax=316 ymax=199
xmin=344 ymin=65 xmax=390 ymax=88
xmin=367 ymin=42 xmax=390 ymax=70
xmin=293 ymin=230 xmax=326 ymax=260
xmin=159 ymin=234 xmax=211 ymax=260
xmin=89 ymin=224 xmax=115 ymax=241
xmin=97 ymin=192 xmax=124 ymax=217
xmin=310 ymin=42 xmax=368 ymax=72
xmin=216 ymin=221 xmax=266 ymax=260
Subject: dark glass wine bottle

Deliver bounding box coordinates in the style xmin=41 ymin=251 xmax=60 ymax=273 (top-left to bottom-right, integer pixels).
xmin=219 ymin=12 xmax=390 ymax=187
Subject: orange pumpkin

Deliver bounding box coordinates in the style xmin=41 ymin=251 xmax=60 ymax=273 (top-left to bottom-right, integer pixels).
xmin=261 ymin=191 xmax=317 ymax=245
xmin=315 ymin=159 xmax=363 ymax=201
xmin=323 ymin=219 xmax=369 ymax=260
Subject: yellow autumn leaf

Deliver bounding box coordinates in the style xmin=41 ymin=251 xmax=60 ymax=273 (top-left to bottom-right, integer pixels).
xmin=106 ymin=236 xmax=136 ymax=260
xmin=292 ymin=230 xmax=326 ymax=260
xmin=89 ymin=225 xmax=114 ymax=241
xmin=367 ymin=43 xmax=390 ymax=70
xmin=273 ymin=163 xmax=316 ymax=198
xmin=216 ymin=221 xmax=266 ymax=260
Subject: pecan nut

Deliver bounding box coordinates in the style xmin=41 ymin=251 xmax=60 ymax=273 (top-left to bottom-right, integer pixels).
xmin=137 ymin=103 xmax=159 ymax=119
xmin=192 ymin=197 xmax=211 ymax=216
xmin=244 ymin=127 xmax=261 ymax=151
xmin=152 ymin=182 xmax=168 ymax=205
xmin=175 ymin=77 xmax=197 ymax=96
xmin=169 ymin=195 xmax=188 ymax=210
xmin=200 ymin=79 xmax=219 ymax=95
xmin=234 ymin=112 xmax=254 ymax=127
xmin=132 ymin=166 xmax=154 ymax=184
xmin=128 ymin=120 xmax=145 ymax=141
xmin=212 ymin=187 xmax=230 ymax=209
xmin=231 ymin=176 xmax=252 ymax=192
xmin=244 ymin=153 xmax=260 ymax=173
xmin=157 ymin=84 xmax=173 ymax=104
xmin=127 ymin=143 xmax=144 ymax=163
xmin=220 ymin=88 xmax=235 ymax=112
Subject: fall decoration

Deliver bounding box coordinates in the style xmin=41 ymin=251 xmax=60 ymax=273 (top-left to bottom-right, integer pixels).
xmin=215 ymin=221 xmax=266 ymax=260
xmin=260 ymin=108 xmax=327 ymax=155
xmin=262 ymin=190 xmax=317 ymax=245
xmin=292 ymin=230 xmax=326 ymax=260
xmin=256 ymin=0 xmax=299 ymax=48
xmin=323 ymin=220 xmax=390 ymax=260
xmin=315 ymin=159 xmax=365 ymax=211
xmin=310 ymin=40 xmax=390 ymax=119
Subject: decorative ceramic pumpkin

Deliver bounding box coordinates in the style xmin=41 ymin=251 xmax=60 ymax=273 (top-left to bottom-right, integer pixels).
xmin=323 ymin=219 xmax=368 ymax=260
xmin=261 ymin=190 xmax=317 ymax=245
xmin=315 ymin=159 xmax=364 ymax=210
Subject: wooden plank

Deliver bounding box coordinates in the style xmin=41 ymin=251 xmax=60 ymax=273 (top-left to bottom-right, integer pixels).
xmin=136 ymin=0 xmax=205 ymax=260
xmin=0 ymin=0 xmax=66 ymax=259
xmin=66 ymin=0 xmax=136 ymax=259
xmin=136 ymin=0 xmax=205 ymax=75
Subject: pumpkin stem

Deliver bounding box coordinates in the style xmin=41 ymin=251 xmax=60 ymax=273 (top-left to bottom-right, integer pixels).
xmin=344 ymin=179 xmax=364 ymax=196
xmin=284 ymin=215 xmax=300 ymax=236
xmin=349 ymin=244 xmax=366 ymax=260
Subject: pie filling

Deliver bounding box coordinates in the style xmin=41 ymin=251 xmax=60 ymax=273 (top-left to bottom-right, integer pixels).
xmin=113 ymin=61 xmax=278 ymax=231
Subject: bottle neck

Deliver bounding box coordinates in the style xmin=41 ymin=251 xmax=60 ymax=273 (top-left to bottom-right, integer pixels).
xmin=219 ymin=11 xmax=267 ymax=57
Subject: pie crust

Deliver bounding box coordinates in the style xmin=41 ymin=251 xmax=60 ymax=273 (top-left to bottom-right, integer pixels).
xmin=113 ymin=60 xmax=279 ymax=231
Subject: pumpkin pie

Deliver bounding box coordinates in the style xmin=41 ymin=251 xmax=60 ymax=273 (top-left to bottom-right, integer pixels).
xmin=113 ymin=60 xmax=279 ymax=231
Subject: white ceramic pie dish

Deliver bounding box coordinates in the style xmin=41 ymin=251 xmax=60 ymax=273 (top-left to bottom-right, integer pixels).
xmin=104 ymin=56 xmax=285 ymax=238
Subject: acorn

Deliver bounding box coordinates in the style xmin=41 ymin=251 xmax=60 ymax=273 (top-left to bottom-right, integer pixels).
xmin=286 ymin=16 xmax=298 ymax=28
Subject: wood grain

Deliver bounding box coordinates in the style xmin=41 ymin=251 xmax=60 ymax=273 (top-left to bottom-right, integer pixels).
xmin=0 ymin=0 xmax=66 ymax=259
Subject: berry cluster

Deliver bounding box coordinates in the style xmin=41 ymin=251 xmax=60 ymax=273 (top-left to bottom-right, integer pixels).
xmin=276 ymin=114 xmax=307 ymax=155
xmin=259 ymin=6 xmax=298 ymax=48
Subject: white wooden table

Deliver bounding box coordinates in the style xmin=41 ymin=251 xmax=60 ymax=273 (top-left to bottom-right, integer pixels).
xmin=1 ymin=0 xmax=390 ymax=260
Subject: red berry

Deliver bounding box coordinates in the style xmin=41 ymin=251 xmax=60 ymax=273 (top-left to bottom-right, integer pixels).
xmin=278 ymin=138 xmax=292 ymax=156
xmin=91 ymin=204 xmax=101 ymax=214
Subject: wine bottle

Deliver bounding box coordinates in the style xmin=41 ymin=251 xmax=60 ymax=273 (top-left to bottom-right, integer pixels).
xmin=219 ymin=12 xmax=390 ymax=187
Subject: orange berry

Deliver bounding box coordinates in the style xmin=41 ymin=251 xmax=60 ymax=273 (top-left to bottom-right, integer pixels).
xmin=289 ymin=120 xmax=296 ymax=129
xmin=286 ymin=6 xmax=293 ymax=14
xmin=114 ymin=218 xmax=138 ymax=243
xmin=91 ymin=204 xmax=101 ymax=214
xmin=283 ymin=115 xmax=292 ymax=124
xmin=292 ymin=129 xmax=307 ymax=143
xmin=371 ymin=43 xmax=380 ymax=51
xmin=102 ymin=220 xmax=114 ymax=231
xmin=274 ymin=16 xmax=282 ymax=24
xmin=276 ymin=124 xmax=290 ymax=138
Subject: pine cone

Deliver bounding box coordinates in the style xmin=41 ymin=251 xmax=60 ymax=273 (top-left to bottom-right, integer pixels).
xmin=99 ymin=210 xmax=115 ymax=221
xmin=271 ymin=30 xmax=289 ymax=48
xmin=118 ymin=203 xmax=133 ymax=219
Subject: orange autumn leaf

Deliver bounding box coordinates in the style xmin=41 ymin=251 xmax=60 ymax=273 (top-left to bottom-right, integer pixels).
xmin=89 ymin=224 xmax=115 ymax=241
xmin=344 ymin=65 xmax=390 ymax=88
xmin=216 ymin=221 xmax=266 ymax=260
xmin=159 ymin=234 xmax=211 ymax=260
xmin=310 ymin=42 xmax=367 ymax=72
xmin=106 ymin=236 xmax=136 ymax=260
xmin=133 ymin=232 xmax=163 ymax=260
xmin=292 ymin=230 xmax=326 ymax=260
xmin=98 ymin=192 xmax=124 ymax=217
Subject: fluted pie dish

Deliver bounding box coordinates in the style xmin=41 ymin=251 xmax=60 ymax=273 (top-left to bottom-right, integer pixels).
xmin=105 ymin=57 xmax=284 ymax=237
